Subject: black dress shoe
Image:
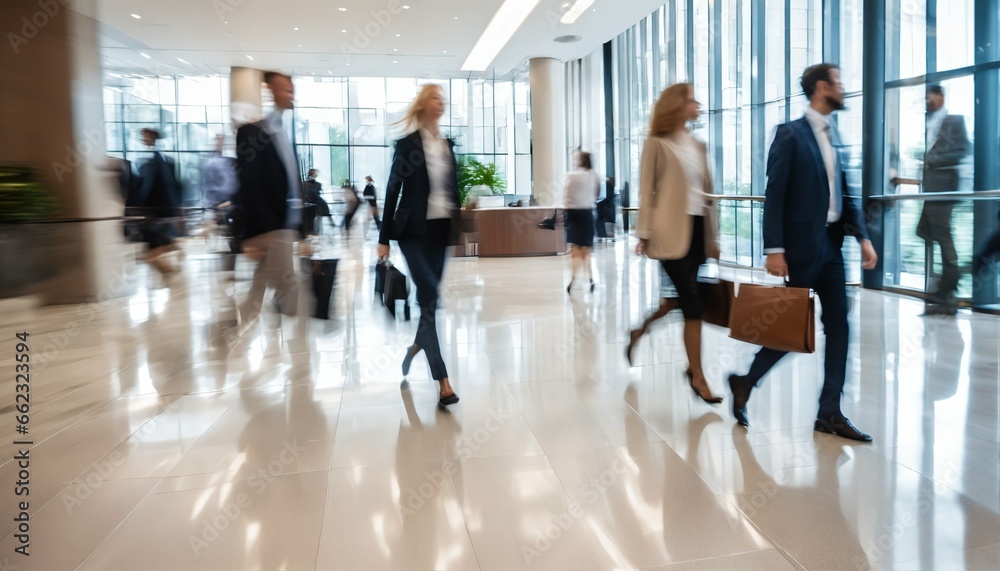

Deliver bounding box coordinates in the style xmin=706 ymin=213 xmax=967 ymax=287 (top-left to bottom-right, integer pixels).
xmin=814 ymin=416 xmax=873 ymax=442
xmin=728 ymin=374 xmax=752 ymax=428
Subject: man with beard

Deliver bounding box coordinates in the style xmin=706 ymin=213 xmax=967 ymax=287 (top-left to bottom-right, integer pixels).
xmin=728 ymin=63 xmax=879 ymax=441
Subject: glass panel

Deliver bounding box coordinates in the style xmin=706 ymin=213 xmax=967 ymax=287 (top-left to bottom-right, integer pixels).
xmin=936 ymin=0 xmax=974 ymax=72
xmin=788 ymin=0 xmax=822 ymax=95
xmin=887 ymin=0 xmax=926 ymax=79
xmin=840 ymin=0 xmax=864 ymax=93
xmin=765 ymin=0 xmax=785 ymax=101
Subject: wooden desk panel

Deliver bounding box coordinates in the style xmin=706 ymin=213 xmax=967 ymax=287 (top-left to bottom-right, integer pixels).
xmin=476 ymin=208 xmax=567 ymax=257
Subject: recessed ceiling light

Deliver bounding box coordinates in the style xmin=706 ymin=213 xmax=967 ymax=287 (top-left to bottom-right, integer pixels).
xmin=393 ymin=48 xmax=398 ymax=51
xmin=339 ymin=7 xmax=347 ymax=11
xmin=294 ymin=27 xmax=299 ymax=31
xmin=130 ymin=13 xmax=141 ymax=19
xmin=454 ymin=16 xmax=459 ymax=19
xmin=393 ymin=60 xmax=398 ymax=63
xmin=341 ymin=29 xmax=347 ymax=33
xmin=328 ymin=70 xmax=333 ymax=74
xmin=403 ymin=5 xmax=410 ymax=9
xmin=224 ymin=21 xmax=229 ymax=24
xmin=561 ymin=0 xmax=595 ymax=24
xmin=246 ymin=55 xmax=254 ymax=61
xmin=443 ymin=50 xmax=447 ymax=53
xmin=177 ymin=57 xmax=190 ymax=64
xmin=463 ymin=0 xmax=541 ymax=71
xmin=140 ymin=52 xmax=151 ymax=59
xmin=346 ymin=63 xmax=351 ymax=66
xmin=298 ymin=44 xmax=303 ymax=47
xmin=395 ymin=34 xmax=401 ymax=37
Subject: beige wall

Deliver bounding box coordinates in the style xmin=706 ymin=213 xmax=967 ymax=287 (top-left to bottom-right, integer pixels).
xmin=0 ymin=0 xmax=125 ymax=304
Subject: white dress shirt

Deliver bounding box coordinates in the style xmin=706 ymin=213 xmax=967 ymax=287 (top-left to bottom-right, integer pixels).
xmin=663 ymin=131 xmax=711 ymax=217
xmin=926 ymin=107 xmax=947 ymax=153
xmin=266 ymin=109 xmax=302 ymax=229
xmin=804 ymin=106 xmax=841 ymax=224
xmin=563 ymin=169 xmax=601 ymax=209
xmin=420 ymin=128 xmax=453 ymax=220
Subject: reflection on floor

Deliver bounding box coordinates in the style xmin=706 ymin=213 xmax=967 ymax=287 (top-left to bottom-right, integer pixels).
xmin=0 ymin=234 xmax=998 ymax=571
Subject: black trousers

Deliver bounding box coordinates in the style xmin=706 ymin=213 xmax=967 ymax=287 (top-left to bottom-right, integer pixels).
xmin=744 ymin=227 xmax=850 ymax=420
xmin=398 ymin=219 xmax=451 ymax=380
xmin=917 ymin=202 xmax=960 ymax=298
xmin=660 ymin=216 xmax=706 ymax=319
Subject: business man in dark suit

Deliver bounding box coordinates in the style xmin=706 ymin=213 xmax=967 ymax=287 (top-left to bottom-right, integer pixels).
xmin=233 ymin=72 xmax=303 ymax=325
xmin=728 ymin=64 xmax=879 ymax=441
xmin=377 ymin=84 xmax=462 ymax=406
xmin=918 ymin=85 xmax=970 ymax=315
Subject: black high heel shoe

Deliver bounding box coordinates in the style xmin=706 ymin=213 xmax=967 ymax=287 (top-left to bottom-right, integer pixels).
xmin=685 ymin=369 xmax=723 ymax=404
xmin=401 ymin=344 xmax=421 ymax=377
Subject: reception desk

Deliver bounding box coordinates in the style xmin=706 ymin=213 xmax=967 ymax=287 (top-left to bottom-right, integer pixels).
xmin=476 ymin=207 xmax=567 ymax=257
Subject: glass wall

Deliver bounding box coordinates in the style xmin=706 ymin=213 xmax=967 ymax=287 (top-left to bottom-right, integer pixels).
xmin=593 ymin=0 xmax=999 ymax=306
xmin=104 ymin=74 xmax=531 ymax=206
xmin=881 ymin=0 xmax=999 ymax=306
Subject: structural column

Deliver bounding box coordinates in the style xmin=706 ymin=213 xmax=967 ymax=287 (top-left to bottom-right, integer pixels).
xmin=0 ymin=0 xmax=123 ymax=304
xmin=230 ymin=66 xmax=263 ymax=127
xmin=529 ymin=57 xmax=566 ymax=206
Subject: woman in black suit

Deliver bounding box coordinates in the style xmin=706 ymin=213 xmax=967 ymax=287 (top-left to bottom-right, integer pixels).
xmin=377 ymin=84 xmax=461 ymax=406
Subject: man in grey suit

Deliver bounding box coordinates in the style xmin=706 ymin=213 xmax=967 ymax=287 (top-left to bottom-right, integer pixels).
xmin=918 ymin=84 xmax=969 ymax=314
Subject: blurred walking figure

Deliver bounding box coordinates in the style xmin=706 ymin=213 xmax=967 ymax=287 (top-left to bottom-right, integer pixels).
xmin=200 ymin=134 xmax=238 ymax=244
xmin=563 ymin=151 xmax=601 ymax=293
xmin=303 ymin=168 xmax=334 ymax=234
xmin=377 ymin=83 xmax=461 ymax=406
xmin=635 ymin=83 xmax=723 ymax=404
xmin=341 ymin=179 xmax=361 ymax=237
xmin=136 ymin=128 xmax=182 ymax=274
xmin=363 ymin=175 xmax=382 ymax=233
xmin=918 ymin=84 xmax=970 ymax=315
xmin=625 ymin=264 xmax=680 ymax=366
xmin=232 ymin=72 xmax=303 ymax=326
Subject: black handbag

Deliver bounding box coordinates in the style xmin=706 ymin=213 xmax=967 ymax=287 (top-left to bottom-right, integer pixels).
xmin=538 ymin=210 xmax=558 ymax=230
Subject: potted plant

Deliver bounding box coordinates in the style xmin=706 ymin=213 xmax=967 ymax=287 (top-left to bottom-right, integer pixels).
xmin=457 ymin=156 xmax=507 ymax=209
xmin=0 ymin=166 xmax=58 ymax=298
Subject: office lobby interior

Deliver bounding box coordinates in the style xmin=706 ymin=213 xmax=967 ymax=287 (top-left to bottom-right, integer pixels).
xmin=0 ymin=0 xmax=999 ymax=570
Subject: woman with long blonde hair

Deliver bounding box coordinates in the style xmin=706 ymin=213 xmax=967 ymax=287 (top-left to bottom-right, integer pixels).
xmin=377 ymin=83 xmax=461 ymax=406
xmin=634 ymin=83 xmax=723 ymax=404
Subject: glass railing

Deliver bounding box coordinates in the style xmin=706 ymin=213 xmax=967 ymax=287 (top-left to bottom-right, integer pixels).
xmin=871 ymin=190 xmax=1000 ymax=308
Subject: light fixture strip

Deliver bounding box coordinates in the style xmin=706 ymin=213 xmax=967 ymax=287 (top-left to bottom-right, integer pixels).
xmin=560 ymin=0 xmax=595 ymax=24
xmin=462 ymin=0 xmax=542 ymax=72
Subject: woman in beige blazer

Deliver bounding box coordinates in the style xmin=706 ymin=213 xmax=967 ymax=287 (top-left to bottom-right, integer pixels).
xmin=635 ymin=83 xmax=722 ymax=404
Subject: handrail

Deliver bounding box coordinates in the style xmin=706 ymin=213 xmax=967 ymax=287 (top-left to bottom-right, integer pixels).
xmin=869 ymin=190 xmax=1000 ymax=202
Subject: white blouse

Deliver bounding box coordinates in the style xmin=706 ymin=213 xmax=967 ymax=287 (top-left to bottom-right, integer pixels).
xmin=563 ymin=169 xmax=601 ymax=209
xmin=663 ymin=131 xmax=711 ymax=217
xmin=420 ymin=128 xmax=453 ymax=220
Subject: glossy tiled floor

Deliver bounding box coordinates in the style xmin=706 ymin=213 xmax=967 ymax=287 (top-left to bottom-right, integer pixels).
xmin=0 ymin=230 xmax=998 ymax=570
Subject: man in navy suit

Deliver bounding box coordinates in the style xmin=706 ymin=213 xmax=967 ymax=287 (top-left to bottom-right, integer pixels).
xmin=728 ymin=64 xmax=879 ymax=442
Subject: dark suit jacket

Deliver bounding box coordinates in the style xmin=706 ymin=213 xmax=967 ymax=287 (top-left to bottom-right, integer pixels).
xmin=378 ymin=130 xmax=461 ymax=246
xmin=923 ymin=114 xmax=969 ymax=193
xmin=136 ymin=152 xmax=180 ymax=217
xmin=233 ymin=120 xmax=299 ymax=240
xmin=763 ymin=116 xmax=869 ymax=265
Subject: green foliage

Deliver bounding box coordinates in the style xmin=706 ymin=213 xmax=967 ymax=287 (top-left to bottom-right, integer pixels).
xmin=0 ymin=166 xmax=57 ymax=224
xmin=456 ymin=156 xmax=507 ymax=205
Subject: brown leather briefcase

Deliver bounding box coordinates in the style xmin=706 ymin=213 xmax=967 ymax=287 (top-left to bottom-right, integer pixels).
xmin=728 ymin=283 xmax=815 ymax=353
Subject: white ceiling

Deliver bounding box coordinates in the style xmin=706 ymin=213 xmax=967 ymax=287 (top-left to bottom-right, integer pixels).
xmin=84 ymin=0 xmax=665 ymax=79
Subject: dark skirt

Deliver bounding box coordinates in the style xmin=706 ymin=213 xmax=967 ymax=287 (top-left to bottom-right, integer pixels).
xmin=564 ymin=208 xmax=595 ymax=248
xmin=660 ymin=216 xmax=706 ymax=319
